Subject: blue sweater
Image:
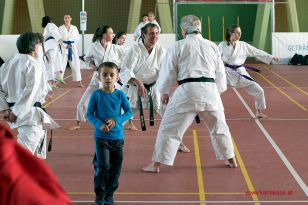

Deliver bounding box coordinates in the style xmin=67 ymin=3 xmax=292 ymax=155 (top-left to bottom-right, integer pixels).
xmin=86 ymin=89 xmax=132 ymax=140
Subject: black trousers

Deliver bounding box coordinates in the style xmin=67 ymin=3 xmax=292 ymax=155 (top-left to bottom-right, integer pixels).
xmin=93 ymin=138 xmax=124 ymax=203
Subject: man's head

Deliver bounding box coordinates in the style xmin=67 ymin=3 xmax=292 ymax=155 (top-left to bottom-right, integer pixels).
xmin=16 ymin=32 xmax=40 ymax=56
xmin=141 ymin=23 xmax=159 ymax=48
xmin=180 ymin=15 xmax=201 ymax=38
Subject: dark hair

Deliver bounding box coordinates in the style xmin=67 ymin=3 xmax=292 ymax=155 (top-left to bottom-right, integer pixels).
xmin=140 ymin=23 xmax=159 ymax=43
xmin=92 ymin=25 xmax=112 ymax=42
xmin=41 ymin=16 xmax=52 ymax=28
xmin=142 ymin=14 xmax=148 ymax=18
xmin=16 ymin=32 xmax=39 ymax=54
xmin=226 ymin=24 xmax=240 ymax=45
xmin=112 ymin=31 xmax=126 ymax=44
xmin=0 ymin=57 xmax=4 ymax=67
xmin=97 ymin=62 xmax=119 ymax=74
xmin=36 ymin=33 xmax=49 ymax=62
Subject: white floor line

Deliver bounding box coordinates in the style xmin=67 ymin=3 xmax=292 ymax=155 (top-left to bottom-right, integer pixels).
xmin=232 ymin=87 xmax=308 ymax=197
xmin=72 ymin=200 xmax=308 ymax=203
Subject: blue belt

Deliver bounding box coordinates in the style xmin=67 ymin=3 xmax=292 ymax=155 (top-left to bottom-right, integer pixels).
xmin=63 ymin=40 xmax=75 ymax=61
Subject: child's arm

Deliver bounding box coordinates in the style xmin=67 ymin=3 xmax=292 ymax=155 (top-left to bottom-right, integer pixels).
xmin=113 ymin=91 xmax=133 ymax=125
xmin=86 ymin=92 xmax=105 ymax=129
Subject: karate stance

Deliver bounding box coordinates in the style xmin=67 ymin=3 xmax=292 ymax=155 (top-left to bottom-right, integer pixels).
xmin=0 ymin=32 xmax=59 ymax=159
xmin=41 ymin=16 xmax=63 ymax=89
xmin=59 ymin=14 xmax=83 ymax=87
xmin=218 ymin=24 xmax=279 ymax=118
xmin=120 ymin=23 xmax=190 ymax=152
xmin=143 ymin=15 xmax=237 ymax=173
xmin=70 ymin=25 xmax=125 ymax=130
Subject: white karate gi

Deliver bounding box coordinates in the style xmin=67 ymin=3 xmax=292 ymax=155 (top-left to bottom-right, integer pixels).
xmin=152 ymin=34 xmax=235 ymax=166
xmin=0 ymin=54 xmax=59 ymax=159
xmin=120 ymin=41 xmax=165 ymax=114
xmin=59 ymin=24 xmax=81 ymax=81
xmin=43 ymin=23 xmax=63 ymax=81
xmin=84 ymin=41 xmax=125 ymax=68
xmin=218 ymin=41 xmax=273 ymax=110
xmin=133 ymin=21 xmax=149 ymax=41
xmin=77 ymin=42 xmax=126 ymax=122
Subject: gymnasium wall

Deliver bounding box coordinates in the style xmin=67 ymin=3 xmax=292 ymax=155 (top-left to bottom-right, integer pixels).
xmin=175 ymin=3 xmax=258 ymax=42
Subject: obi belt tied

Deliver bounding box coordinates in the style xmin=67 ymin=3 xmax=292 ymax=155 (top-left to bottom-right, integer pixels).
xmin=225 ymin=63 xmax=261 ymax=81
xmin=63 ymin=40 xmax=75 ymax=61
xmin=138 ymin=81 xmax=156 ymax=131
xmin=178 ymin=77 xmax=215 ymax=124
xmin=8 ymin=102 xmax=52 ymax=153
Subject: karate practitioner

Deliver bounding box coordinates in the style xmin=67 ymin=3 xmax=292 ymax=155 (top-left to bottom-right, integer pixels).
xmin=41 ymin=16 xmax=63 ymax=89
xmin=218 ymin=24 xmax=279 ymax=118
xmin=0 ymin=32 xmax=59 ymax=159
xmin=70 ymin=25 xmax=126 ymax=130
xmin=59 ymin=14 xmax=83 ymax=87
xmin=147 ymin=12 xmax=161 ymax=33
xmin=143 ymin=15 xmax=237 ymax=173
xmin=120 ymin=23 xmax=190 ymax=152
xmin=133 ymin=14 xmax=149 ymax=41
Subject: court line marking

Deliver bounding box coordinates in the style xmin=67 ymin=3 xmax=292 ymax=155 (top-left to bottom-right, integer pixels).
xmin=192 ymin=130 xmax=206 ymax=204
xmin=231 ymin=135 xmax=260 ymax=205
xmin=256 ymin=72 xmax=307 ymax=111
xmin=263 ymin=65 xmax=308 ymax=96
xmin=68 ymin=192 xmax=245 ymax=195
xmin=233 ymin=87 xmax=308 ymax=197
xmin=72 ymin=200 xmax=308 ymax=203
xmin=48 ymin=117 xmax=308 ymax=121
xmin=43 ymin=89 xmax=72 ymax=108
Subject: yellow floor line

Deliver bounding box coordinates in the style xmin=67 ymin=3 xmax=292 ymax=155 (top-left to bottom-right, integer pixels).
xmin=193 ymin=129 xmax=206 ymax=205
xmin=231 ymin=136 xmax=260 ymax=205
xmin=43 ymin=89 xmax=72 ymax=108
xmin=68 ymin=192 xmax=246 ymax=195
xmin=264 ymin=65 xmax=308 ymax=95
xmin=257 ymin=72 xmax=307 ymax=111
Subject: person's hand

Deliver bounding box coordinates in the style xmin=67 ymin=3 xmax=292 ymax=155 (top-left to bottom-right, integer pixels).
xmin=101 ymin=124 xmax=110 ymax=132
xmin=136 ymin=80 xmax=147 ymax=98
xmin=105 ymin=118 xmax=116 ymax=130
xmin=3 ymin=110 xmax=17 ymax=123
xmin=161 ymin=94 xmax=169 ymax=105
xmin=273 ymin=56 xmax=279 ymax=62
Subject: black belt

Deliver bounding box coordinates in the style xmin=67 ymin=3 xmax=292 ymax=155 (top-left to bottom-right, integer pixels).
xmin=178 ymin=77 xmax=214 ymax=124
xmin=8 ymin=101 xmax=43 ymax=109
xmin=178 ymin=77 xmax=214 ymax=85
xmin=138 ymin=81 xmax=156 ymax=131
xmin=8 ymin=101 xmax=52 ymax=152
xmin=45 ymin=36 xmax=55 ymax=42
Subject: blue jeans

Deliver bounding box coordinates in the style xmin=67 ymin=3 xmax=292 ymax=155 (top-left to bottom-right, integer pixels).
xmin=93 ymin=138 xmax=124 ymax=205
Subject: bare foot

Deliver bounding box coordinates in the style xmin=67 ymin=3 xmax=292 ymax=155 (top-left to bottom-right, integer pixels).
xmin=79 ymin=84 xmax=85 ymax=88
xmin=256 ymin=110 xmax=267 ymax=118
xmin=178 ymin=142 xmax=190 ymax=153
xmin=225 ymin=157 xmax=238 ymax=168
xmin=69 ymin=125 xmax=81 ymax=131
xmin=142 ymin=162 xmax=160 ymax=173
xmin=128 ymin=121 xmax=138 ymax=131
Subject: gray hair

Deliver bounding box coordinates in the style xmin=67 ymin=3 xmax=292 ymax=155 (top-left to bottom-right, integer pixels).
xmin=180 ymin=15 xmax=201 ymax=34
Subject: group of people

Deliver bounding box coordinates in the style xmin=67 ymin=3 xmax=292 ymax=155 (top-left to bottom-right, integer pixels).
xmin=0 ymin=13 xmax=279 ymax=205
xmin=41 ymin=14 xmax=84 ymax=89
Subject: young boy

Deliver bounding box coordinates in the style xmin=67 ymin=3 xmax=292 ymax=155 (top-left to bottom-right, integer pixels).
xmin=86 ymin=62 xmax=132 ymax=205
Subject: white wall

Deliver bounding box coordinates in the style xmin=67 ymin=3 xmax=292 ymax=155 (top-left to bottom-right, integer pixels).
xmin=0 ymin=34 xmax=176 ymax=61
